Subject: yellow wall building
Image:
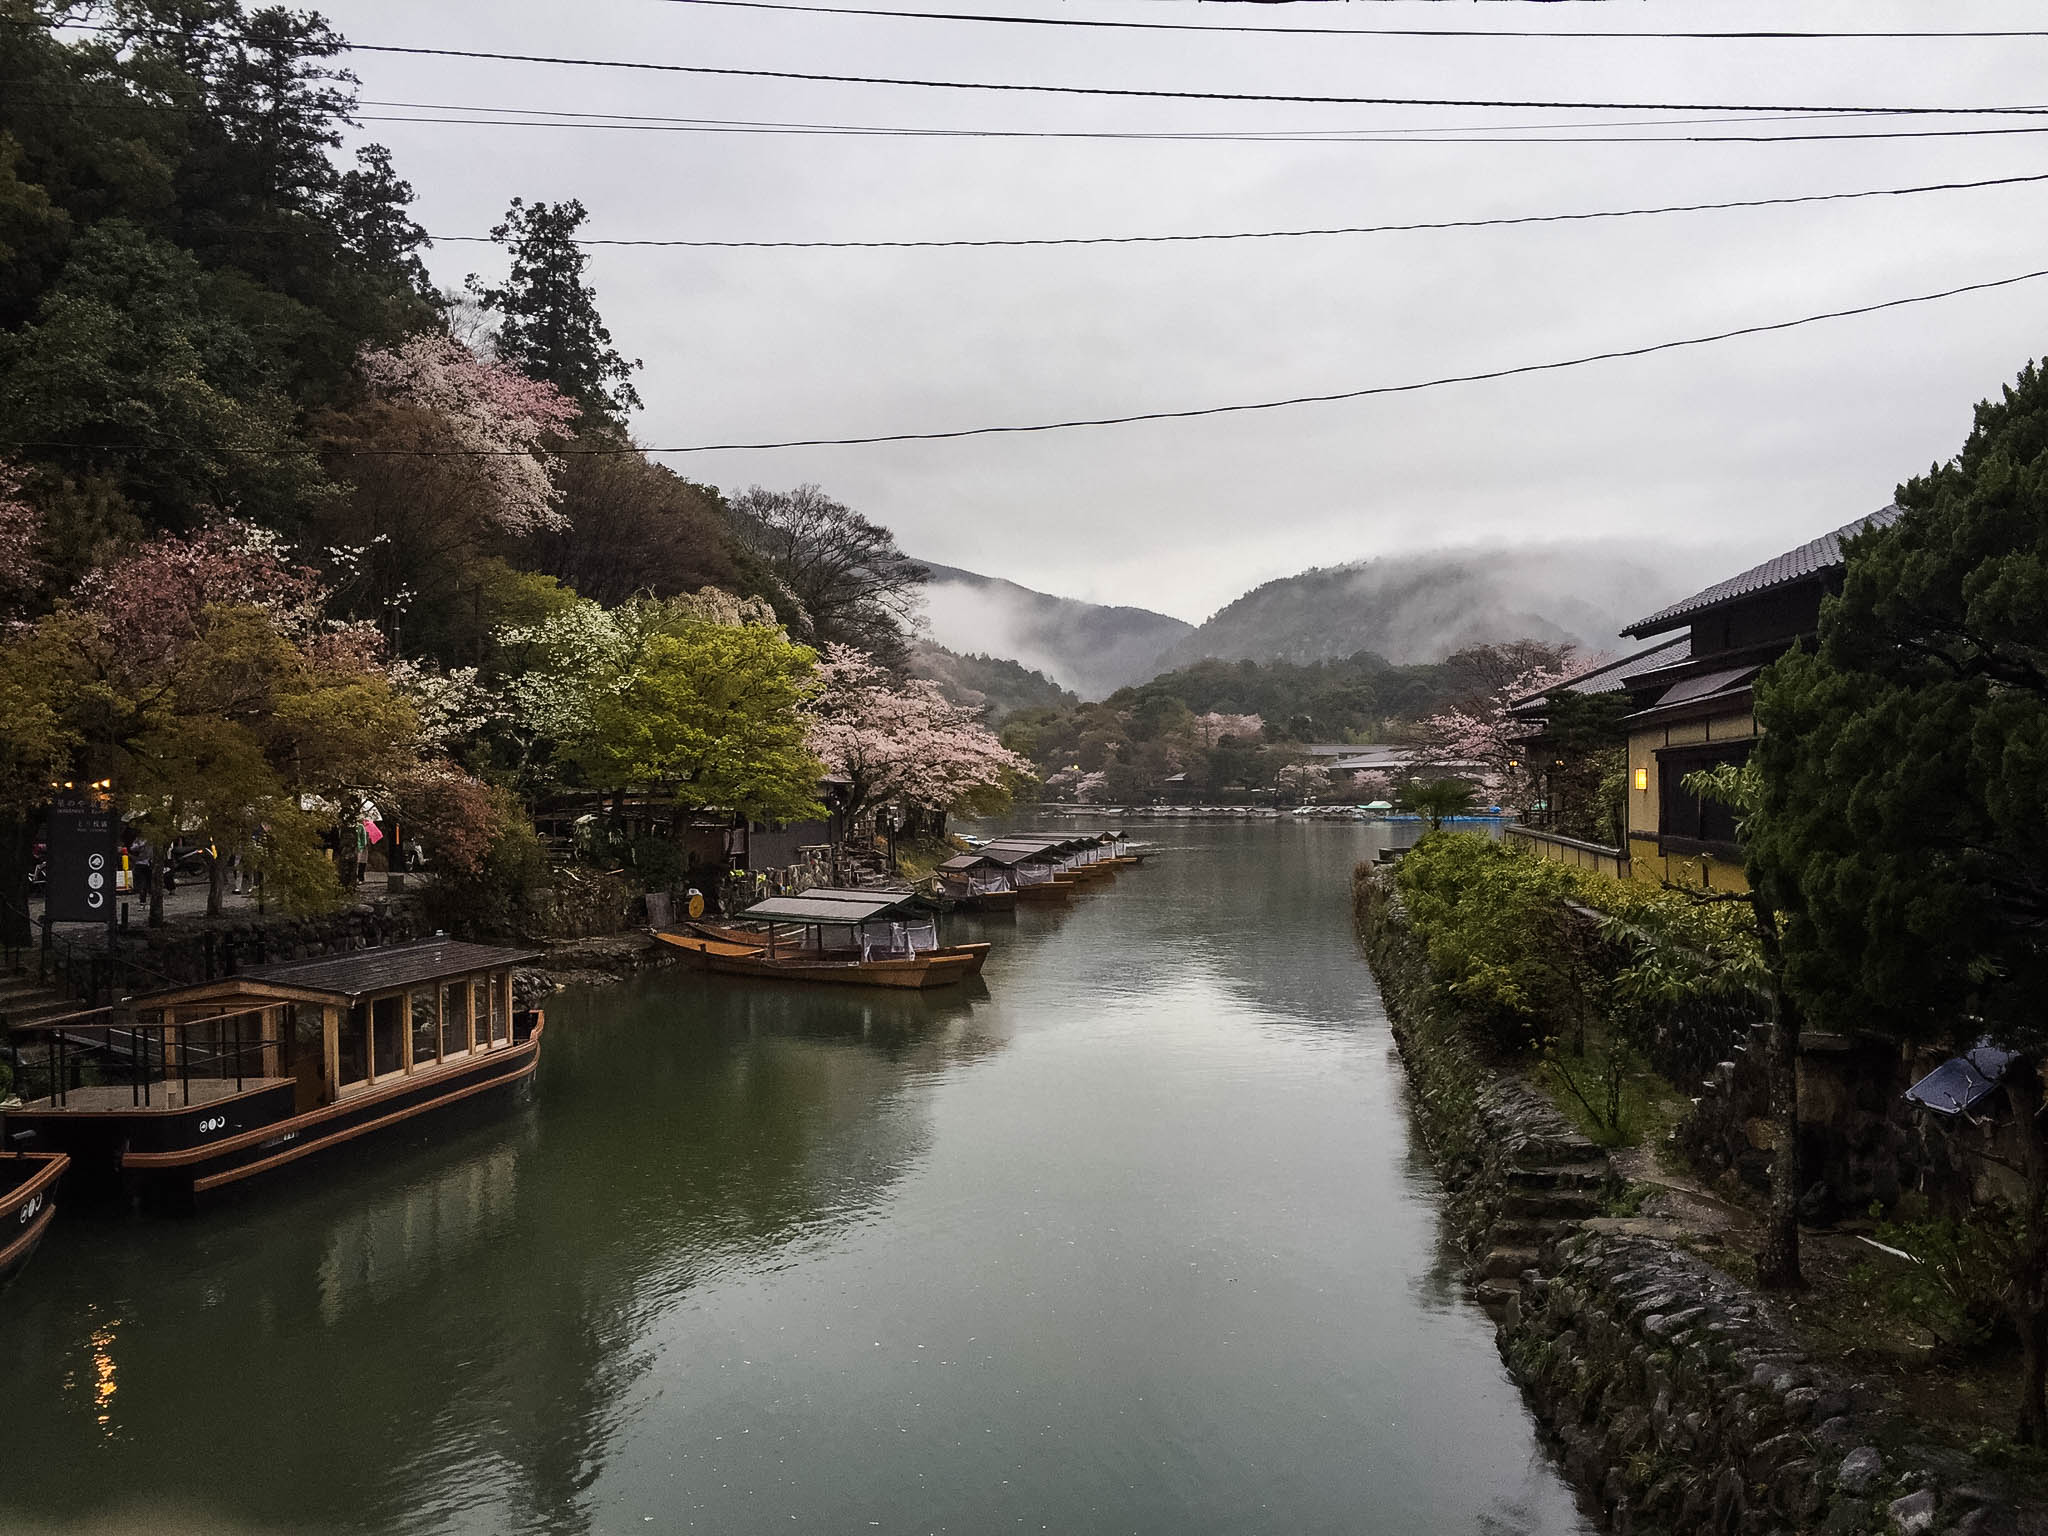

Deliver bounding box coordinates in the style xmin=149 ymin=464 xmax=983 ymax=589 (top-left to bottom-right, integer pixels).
xmin=1507 ymin=506 xmax=1900 ymax=892
xmin=1615 ymin=506 xmax=1901 ymax=891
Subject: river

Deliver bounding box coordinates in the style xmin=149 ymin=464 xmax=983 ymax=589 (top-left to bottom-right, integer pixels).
xmin=0 ymin=820 xmax=1590 ymax=1536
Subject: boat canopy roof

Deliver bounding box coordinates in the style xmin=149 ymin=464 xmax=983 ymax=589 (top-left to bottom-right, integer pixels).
xmin=740 ymin=888 xmax=919 ymax=924
xmin=978 ymin=843 xmax=1065 ymax=866
xmin=936 ymin=853 xmax=996 ymax=873
xmin=135 ymin=938 xmax=542 ymax=1010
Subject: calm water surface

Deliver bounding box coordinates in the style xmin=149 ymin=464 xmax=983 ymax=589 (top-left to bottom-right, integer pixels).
xmin=0 ymin=821 xmax=1590 ymax=1536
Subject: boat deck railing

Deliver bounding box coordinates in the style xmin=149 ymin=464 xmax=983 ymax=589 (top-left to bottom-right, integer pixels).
xmin=6 ymin=1003 xmax=291 ymax=1112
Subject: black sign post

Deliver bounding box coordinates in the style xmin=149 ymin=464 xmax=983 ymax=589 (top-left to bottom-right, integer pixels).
xmin=46 ymin=793 xmax=118 ymax=944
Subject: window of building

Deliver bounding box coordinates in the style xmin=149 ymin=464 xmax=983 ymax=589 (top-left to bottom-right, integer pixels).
xmin=339 ymin=1003 xmax=369 ymax=1089
xmin=441 ymin=982 xmax=468 ymax=1058
xmin=489 ymin=971 xmax=508 ymax=1044
xmin=411 ymin=991 xmax=439 ymax=1071
xmin=472 ymin=978 xmax=491 ymax=1052
xmin=1657 ymin=741 xmax=1753 ymax=855
xmin=371 ymin=995 xmax=405 ymax=1080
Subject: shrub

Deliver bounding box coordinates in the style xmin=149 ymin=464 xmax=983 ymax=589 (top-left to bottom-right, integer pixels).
xmin=1395 ymin=830 xmax=1766 ymax=1064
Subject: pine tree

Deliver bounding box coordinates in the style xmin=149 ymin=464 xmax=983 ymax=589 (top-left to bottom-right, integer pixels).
xmin=1750 ymin=358 xmax=2048 ymax=1439
xmin=468 ymin=198 xmax=641 ymax=423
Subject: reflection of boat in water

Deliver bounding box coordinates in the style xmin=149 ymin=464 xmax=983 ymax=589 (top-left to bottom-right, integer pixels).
xmin=660 ymin=889 xmax=991 ymax=990
xmin=1 ymin=940 xmax=545 ymax=1209
xmin=0 ymin=1151 xmax=66 ymax=1289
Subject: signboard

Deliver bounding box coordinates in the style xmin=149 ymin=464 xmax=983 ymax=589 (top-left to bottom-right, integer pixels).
xmin=45 ymin=793 xmax=117 ymax=924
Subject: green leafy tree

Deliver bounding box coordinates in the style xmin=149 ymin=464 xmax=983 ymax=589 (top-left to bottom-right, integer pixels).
xmin=468 ymin=198 xmax=641 ymax=422
xmin=569 ymin=620 xmax=824 ymax=824
xmin=1749 ymin=359 xmax=2048 ymax=1437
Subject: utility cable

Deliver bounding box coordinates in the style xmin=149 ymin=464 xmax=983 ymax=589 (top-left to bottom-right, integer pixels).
xmin=645 ymin=0 xmax=2048 ymax=42
xmin=351 ymin=111 xmax=2048 ymax=147
xmin=12 ymin=266 xmax=2044 ymax=456
xmin=341 ymin=41 xmax=2048 ymax=118
xmin=416 ymin=169 xmax=2048 ymax=250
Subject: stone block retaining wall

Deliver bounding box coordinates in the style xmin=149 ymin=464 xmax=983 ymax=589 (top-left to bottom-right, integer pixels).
xmin=1354 ymin=863 xmax=2017 ymax=1536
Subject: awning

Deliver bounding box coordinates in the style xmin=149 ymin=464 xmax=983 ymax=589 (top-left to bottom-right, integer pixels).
xmin=1906 ymin=1044 xmax=2016 ymax=1116
xmin=741 ymin=889 xmax=919 ymax=923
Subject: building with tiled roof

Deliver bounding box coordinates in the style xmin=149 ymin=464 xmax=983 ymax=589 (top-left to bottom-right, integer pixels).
xmin=1511 ymin=506 xmax=1902 ymax=892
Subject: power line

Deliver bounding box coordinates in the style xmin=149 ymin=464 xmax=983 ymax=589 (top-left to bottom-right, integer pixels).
xmin=343 ymin=41 xmax=2048 ymax=117
xmin=352 ymin=110 xmax=2048 ymax=147
xmin=13 ymin=266 xmax=2043 ymax=456
xmin=419 ymin=169 xmax=2048 ymax=250
xmin=648 ymin=0 xmax=2048 ymax=42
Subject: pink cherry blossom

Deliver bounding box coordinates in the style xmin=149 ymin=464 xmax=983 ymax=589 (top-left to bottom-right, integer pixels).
xmin=807 ymin=644 xmax=1028 ymax=825
xmin=358 ymin=333 xmax=580 ymax=534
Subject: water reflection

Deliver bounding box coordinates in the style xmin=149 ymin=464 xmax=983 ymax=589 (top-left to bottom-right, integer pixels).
xmin=0 ymin=821 xmax=1583 ymax=1536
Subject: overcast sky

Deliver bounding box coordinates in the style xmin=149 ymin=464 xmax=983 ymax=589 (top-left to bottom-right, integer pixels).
xmin=316 ymin=0 xmax=2048 ymax=624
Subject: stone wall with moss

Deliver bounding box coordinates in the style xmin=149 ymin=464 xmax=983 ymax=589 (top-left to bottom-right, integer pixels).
xmin=1355 ymin=861 xmax=2015 ymax=1536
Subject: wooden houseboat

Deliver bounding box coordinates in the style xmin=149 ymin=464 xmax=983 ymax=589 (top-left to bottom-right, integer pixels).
xmin=987 ymin=834 xmax=1115 ymax=883
xmin=0 ymin=1151 xmax=66 ymax=1288
xmin=1 ymin=940 xmax=544 ymax=1208
xmin=932 ymin=853 xmax=1019 ymax=912
xmin=660 ymin=888 xmax=990 ymax=989
xmin=977 ymin=842 xmax=1075 ymax=902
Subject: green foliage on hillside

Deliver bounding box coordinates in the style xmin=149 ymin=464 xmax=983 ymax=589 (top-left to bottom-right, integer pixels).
xmin=1106 ymin=652 xmax=1459 ymax=742
xmin=907 ymin=641 xmax=1076 ymax=724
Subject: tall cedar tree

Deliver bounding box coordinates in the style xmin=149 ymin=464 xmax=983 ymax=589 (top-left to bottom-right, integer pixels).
xmin=468 ymin=199 xmax=641 ymax=423
xmin=1750 ymin=359 xmax=2048 ymax=1438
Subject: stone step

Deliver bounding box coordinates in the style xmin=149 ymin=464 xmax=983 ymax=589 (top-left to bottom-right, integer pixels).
xmin=1508 ymin=1164 xmax=1609 ymax=1192
xmin=1501 ymin=1189 xmax=1605 ymax=1221
xmin=0 ymin=992 xmax=78 ymax=1020
xmin=1480 ymin=1245 xmax=1543 ymax=1279
xmin=1474 ymin=1277 xmax=1523 ymax=1321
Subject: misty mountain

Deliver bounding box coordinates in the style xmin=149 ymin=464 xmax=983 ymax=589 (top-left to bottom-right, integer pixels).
xmin=1156 ymin=549 xmax=1685 ymax=671
xmin=907 ymin=640 xmax=1078 ymax=724
xmin=920 ymin=563 xmax=1193 ymax=700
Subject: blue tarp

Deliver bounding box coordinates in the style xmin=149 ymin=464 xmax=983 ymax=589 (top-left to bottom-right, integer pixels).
xmin=1905 ymin=1043 xmax=2017 ymax=1116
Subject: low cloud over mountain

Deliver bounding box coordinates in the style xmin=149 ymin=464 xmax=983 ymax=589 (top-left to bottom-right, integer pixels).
xmin=920 ymin=564 xmax=1193 ymax=700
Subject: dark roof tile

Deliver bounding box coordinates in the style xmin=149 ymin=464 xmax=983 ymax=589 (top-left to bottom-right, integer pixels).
xmin=1624 ymin=505 xmax=1902 ymax=636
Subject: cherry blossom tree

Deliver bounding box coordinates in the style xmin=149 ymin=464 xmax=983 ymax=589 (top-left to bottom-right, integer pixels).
xmin=1417 ymin=644 xmax=1593 ymax=802
xmin=356 ymin=333 xmax=579 ymax=534
xmin=806 ymin=644 xmax=1028 ymax=829
xmin=1193 ymin=711 xmax=1264 ymax=748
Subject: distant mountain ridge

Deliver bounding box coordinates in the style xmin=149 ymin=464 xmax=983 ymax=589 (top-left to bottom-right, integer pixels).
xmin=907 ymin=639 xmax=1077 ymax=724
xmin=919 ymin=562 xmax=1193 ymax=699
xmin=1156 ymin=549 xmax=1683 ymax=671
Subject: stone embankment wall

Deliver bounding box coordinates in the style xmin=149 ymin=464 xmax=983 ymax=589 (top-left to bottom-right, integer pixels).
xmin=131 ymin=899 xmax=425 ymax=987
xmin=1354 ymin=864 xmax=2015 ymax=1536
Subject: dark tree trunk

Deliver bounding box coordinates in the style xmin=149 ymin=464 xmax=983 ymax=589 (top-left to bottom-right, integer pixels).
xmin=206 ymin=851 xmax=225 ymax=918
xmin=1756 ymin=1008 xmax=1804 ymax=1288
xmin=2008 ymin=1062 xmax=2048 ymax=1444
xmin=0 ymin=811 xmax=34 ymax=949
xmin=1754 ymin=906 xmax=1804 ymax=1290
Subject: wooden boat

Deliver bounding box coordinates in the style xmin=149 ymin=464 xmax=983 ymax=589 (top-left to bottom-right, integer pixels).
xmin=0 ymin=1151 xmax=66 ymax=1289
xmin=932 ymin=853 xmax=1020 ymax=913
xmin=657 ymin=932 xmax=976 ymax=989
xmin=659 ymin=887 xmax=989 ymax=989
xmin=1 ymin=940 xmax=544 ymax=1209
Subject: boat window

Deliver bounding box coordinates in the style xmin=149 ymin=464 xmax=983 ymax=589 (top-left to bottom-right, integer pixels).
xmin=489 ymin=972 xmax=508 ymax=1044
xmin=440 ymin=982 xmax=467 ymax=1057
xmin=371 ymin=995 xmax=404 ymax=1080
xmin=411 ymin=991 xmax=438 ymax=1070
xmin=472 ymin=978 xmax=491 ymax=1052
xmin=338 ymin=1003 xmax=369 ymax=1089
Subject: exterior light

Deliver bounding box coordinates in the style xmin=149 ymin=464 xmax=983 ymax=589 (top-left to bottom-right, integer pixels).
xmin=1633 ymin=767 xmax=1649 ymax=791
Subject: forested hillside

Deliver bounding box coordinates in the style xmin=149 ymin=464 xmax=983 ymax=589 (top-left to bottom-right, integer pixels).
xmin=0 ymin=2 xmax=1019 ymax=928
